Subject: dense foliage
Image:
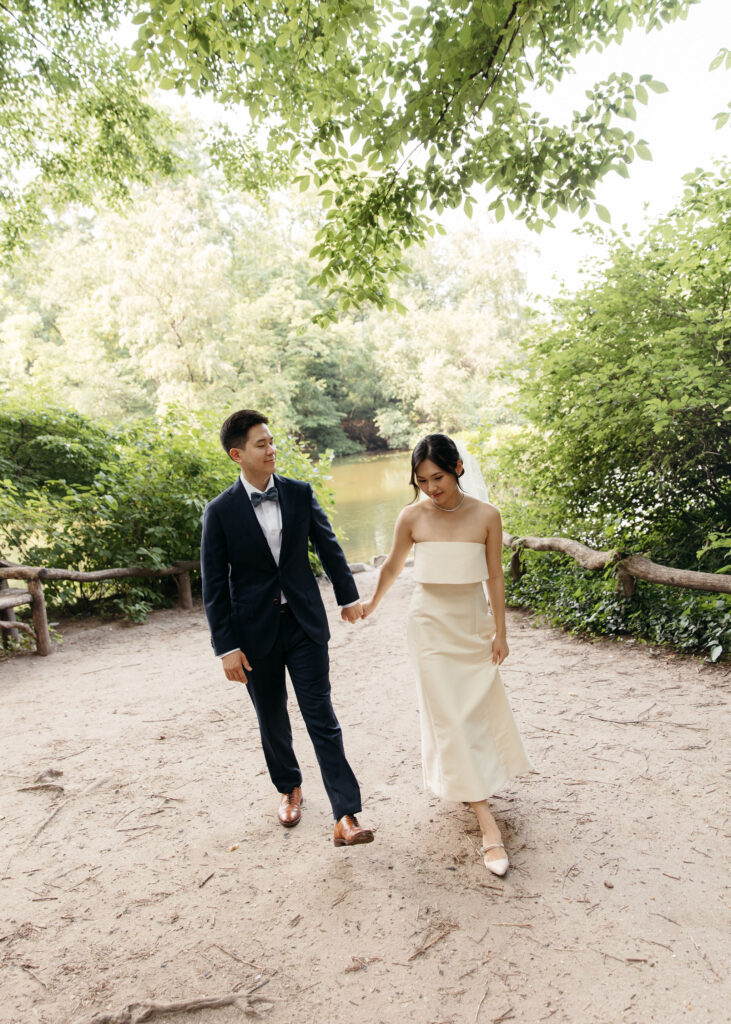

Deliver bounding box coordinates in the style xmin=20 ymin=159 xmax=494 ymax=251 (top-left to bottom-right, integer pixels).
xmin=128 ymin=0 xmax=690 ymax=311
xmin=1 ymin=1 xmax=695 ymax=309
xmin=0 ymin=0 xmax=177 ymax=256
xmin=0 ymin=402 xmax=335 ymax=620
xmin=510 ymin=164 xmax=731 ymax=570
xmin=473 ymin=163 xmax=731 ymax=658
xmin=0 ymin=171 xmax=529 ymax=454
xmin=505 ymin=551 xmax=731 ymax=662
xmin=0 ymin=399 xmax=110 ymax=493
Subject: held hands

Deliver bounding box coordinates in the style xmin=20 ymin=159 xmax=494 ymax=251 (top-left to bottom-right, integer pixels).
xmin=222 ymin=649 xmax=252 ymax=683
xmin=361 ymin=599 xmax=377 ymax=618
xmin=340 ymin=601 xmax=364 ymax=624
xmin=492 ymin=634 xmax=509 ymax=666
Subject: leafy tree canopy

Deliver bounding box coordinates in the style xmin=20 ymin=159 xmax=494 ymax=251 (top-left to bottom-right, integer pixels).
xmin=512 ymin=162 xmax=731 ymax=568
xmin=1 ymin=0 xmax=700 ymax=309
xmin=0 ymin=159 xmax=529 ymax=453
xmin=0 ymin=0 xmax=178 ymax=255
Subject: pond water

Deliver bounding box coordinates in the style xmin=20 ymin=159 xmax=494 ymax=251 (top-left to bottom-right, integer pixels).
xmin=328 ymin=451 xmax=413 ymax=562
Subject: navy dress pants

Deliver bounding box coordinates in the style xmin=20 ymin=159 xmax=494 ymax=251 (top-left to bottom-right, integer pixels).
xmin=244 ymin=606 xmax=361 ymax=821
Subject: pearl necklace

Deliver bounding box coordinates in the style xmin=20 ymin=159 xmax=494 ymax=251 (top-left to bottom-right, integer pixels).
xmin=431 ymin=492 xmax=465 ymax=512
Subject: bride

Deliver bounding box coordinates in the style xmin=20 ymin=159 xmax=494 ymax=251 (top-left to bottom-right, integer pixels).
xmin=362 ymin=433 xmax=532 ymax=876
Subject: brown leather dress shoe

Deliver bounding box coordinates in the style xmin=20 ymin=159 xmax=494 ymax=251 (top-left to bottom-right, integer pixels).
xmin=333 ymin=814 xmax=374 ymax=847
xmin=277 ymin=787 xmax=302 ymax=827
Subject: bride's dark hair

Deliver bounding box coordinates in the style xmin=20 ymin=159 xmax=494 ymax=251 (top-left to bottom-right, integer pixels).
xmin=410 ymin=433 xmax=464 ymax=501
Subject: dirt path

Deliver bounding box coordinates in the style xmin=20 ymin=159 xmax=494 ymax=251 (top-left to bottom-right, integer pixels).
xmin=1 ymin=567 xmax=729 ymax=1024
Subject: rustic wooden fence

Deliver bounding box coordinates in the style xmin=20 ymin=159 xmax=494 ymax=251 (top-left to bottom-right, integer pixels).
xmin=1 ymin=536 xmax=729 ymax=656
xmin=0 ymin=560 xmax=200 ymax=656
xmin=502 ymin=533 xmax=731 ymax=597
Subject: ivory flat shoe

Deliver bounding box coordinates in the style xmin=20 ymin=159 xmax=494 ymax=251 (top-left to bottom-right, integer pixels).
xmin=479 ymin=842 xmax=509 ymax=877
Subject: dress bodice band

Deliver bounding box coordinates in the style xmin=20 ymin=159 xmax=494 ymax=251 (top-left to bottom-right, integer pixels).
xmin=412 ymin=541 xmax=489 ymax=584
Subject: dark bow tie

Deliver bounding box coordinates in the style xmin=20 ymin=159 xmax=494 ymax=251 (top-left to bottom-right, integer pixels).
xmin=250 ymin=486 xmax=279 ymax=508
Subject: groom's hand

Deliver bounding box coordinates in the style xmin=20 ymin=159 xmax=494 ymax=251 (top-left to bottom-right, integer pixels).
xmin=340 ymin=602 xmax=364 ymax=623
xmin=222 ymin=649 xmax=252 ymax=683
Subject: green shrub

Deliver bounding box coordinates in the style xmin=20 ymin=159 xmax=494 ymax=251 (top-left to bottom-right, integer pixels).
xmin=1 ymin=402 xmax=335 ymax=620
xmin=505 ymin=550 xmax=731 ymax=661
xmin=0 ymin=397 xmax=110 ymax=494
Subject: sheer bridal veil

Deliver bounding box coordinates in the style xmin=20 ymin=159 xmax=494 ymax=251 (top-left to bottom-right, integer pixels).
xmin=455 ymin=439 xmax=489 ymax=503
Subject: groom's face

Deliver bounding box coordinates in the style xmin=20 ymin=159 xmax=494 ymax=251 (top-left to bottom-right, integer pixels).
xmin=230 ymin=423 xmax=276 ymax=480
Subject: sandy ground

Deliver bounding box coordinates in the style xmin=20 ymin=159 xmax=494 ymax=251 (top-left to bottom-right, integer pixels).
xmin=1 ymin=566 xmax=729 ymax=1024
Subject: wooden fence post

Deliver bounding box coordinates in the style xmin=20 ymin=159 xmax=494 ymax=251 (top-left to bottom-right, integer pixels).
xmin=615 ymin=565 xmax=636 ymax=599
xmin=174 ymin=571 xmax=193 ymax=611
xmin=0 ymin=578 xmax=20 ymax=646
xmin=509 ymin=549 xmax=524 ymax=580
xmin=27 ymin=578 xmax=53 ymax=656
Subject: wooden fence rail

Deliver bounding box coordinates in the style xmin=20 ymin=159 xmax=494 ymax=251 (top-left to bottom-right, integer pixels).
xmin=0 ymin=559 xmax=200 ymax=657
xmin=502 ymin=534 xmax=731 ymax=597
xmin=1 ymin=537 xmax=729 ymax=657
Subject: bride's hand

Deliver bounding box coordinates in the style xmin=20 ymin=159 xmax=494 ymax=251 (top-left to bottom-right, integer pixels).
xmin=492 ymin=635 xmax=509 ymax=665
xmin=361 ymin=599 xmax=377 ymax=618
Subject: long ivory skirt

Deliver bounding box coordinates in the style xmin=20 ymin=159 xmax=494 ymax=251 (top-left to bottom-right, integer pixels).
xmin=407 ymin=581 xmax=533 ymax=802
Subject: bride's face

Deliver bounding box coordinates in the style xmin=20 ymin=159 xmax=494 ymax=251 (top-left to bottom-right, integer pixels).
xmin=415 ymin=458 xmax=462 ymax=502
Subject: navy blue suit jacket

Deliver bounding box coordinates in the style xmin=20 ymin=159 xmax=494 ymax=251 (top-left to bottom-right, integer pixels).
xmin=200 ymin=475 xmax=359 ymax=659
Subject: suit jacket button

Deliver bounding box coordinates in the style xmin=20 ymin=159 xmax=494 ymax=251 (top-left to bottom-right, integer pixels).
xmin=273 ymin=597 xmax=280 ymax=604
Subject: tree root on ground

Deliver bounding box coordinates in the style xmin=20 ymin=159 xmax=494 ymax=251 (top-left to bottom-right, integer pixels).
xmin=74 ymin=980 xmax=271 ymax=1023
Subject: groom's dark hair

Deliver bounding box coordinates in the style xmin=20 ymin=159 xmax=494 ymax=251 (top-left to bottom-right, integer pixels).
xmin=220 ymin=409 xmax=269 ymax=455
xmin=409 ymin=433 xmax=464 ymax=500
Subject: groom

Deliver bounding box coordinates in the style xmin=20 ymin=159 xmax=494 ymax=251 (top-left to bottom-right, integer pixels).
xmin=200 ymin=409 xmax=374 ymax=847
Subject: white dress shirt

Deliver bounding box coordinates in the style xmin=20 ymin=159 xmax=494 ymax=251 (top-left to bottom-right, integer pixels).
xmin=218 ymin=473 xmax=358 ymax=658
xmin=241 ymin=473 xmax=284 ymax=577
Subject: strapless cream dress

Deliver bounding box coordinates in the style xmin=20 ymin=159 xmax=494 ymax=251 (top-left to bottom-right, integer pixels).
xmin=407 ymin=542 xmax=533 ymax=801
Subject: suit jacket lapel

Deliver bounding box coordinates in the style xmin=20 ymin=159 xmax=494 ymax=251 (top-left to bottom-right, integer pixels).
xmin=232 ymin=477 xmax=277 ymax=567
xmin=274 ymin=475 xmax=296 ymax=561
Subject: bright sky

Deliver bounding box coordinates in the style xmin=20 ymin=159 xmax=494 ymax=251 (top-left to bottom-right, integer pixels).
xmin=484 ymin=0 xmax=730 ymax=296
